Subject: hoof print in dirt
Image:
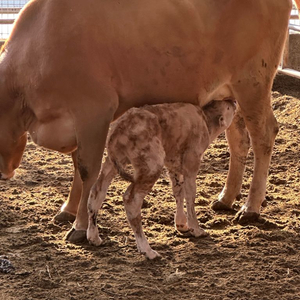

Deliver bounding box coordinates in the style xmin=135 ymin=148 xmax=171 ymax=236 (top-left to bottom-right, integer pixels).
xmin=235 ymin=193 xmax=242 ymax=201
xmin=0 ymin=257 xmax=15 ymax=274
xmin=65 ymin=228 xmax=87 ymax=244
xmin=176 ymin=229 xmax=209 ymax=239
xmin=53 ymin=211 xmax=76 ymax=224
xmin=211 ymin=200 xmax=234 ymax=212
xmin=206 ymin=218 xmax=231 ymax=229
xmin=256 ymin=217 xmax=278 ymax=229
xmin=176 ymin=230 xmax=195 ymax=238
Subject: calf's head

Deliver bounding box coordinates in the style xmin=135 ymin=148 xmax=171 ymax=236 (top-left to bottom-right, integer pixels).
xmin=203 ymin=99 xmax=236 ymax=141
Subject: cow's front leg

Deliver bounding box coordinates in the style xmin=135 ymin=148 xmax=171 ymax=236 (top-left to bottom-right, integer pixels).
xmin=212 ymin=110 xmax=250 ymax=211
xmin=65 ymin=133 xmax=109 ymax=242
xmin=66 ymin=95 xmax=117 ymax=243
xmin=54 ymin=151 xmax=82 ymax=223
xmin=87 ymin=157 xmax=117 ymax=246
xmin=169 ymin=172 xmax=188 ymax=233
xmin=65 ymin=128 xmax=109 ymax=242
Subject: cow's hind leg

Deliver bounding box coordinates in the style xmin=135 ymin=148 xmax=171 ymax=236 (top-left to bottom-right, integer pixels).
xmin=54 ymin=151 xmax=82 ymax=223
xmin=87 ymin=157 xmax=118 ymax=246
xmin=212 ymin=110 xmax=250 ymax=211
xmin=169 ymin=172 xmax=188 ymax=233
xmin=221 ymin=82 xmax=278 ymax=223
xmin=237 ymin=106 xmax=278 ymax=223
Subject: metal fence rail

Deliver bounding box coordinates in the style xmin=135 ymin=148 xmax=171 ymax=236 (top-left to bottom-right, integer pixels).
xmin=0 ymin=0 xmax=28 ymax=6
xmin=1 ymin=1 xmax=300 ymax=79
xmin=0 ymin=7 xmax=21 ymax=13
xmin=0 ymin=0 xmax=28 ymax=40
xmin=278 ymin=7 xmax=300 ymax=79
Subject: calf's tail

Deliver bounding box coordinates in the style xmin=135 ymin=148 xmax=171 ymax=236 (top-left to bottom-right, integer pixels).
xmin=110 ymin=157 xmax=134 ymax=183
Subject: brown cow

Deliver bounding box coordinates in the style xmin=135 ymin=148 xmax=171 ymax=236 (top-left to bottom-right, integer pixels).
xmin=87 ymin=100 xmax=236 ymax=259
xmin=0 ymin=0 xmax=292 ymax=243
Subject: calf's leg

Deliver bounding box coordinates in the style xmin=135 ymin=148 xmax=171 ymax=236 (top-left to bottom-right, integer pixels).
xmin=183 ymin=173 xmax=207 ymax=237
xmin=123 ymin=149 xmax=163 ymax=259
xmin=87 ymin=157 xmax=117 ymax=246
xmin=181 ymin=148 xmax=207 ymax=237
xmin=123 ymin=178 xmax=160 ymax=259
xmin=169 ymin=172 xmax=188 ymax=232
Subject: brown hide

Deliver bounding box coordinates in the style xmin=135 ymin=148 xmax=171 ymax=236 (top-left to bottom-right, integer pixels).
xmin=0 ymin=0 xmax=293 ymax=237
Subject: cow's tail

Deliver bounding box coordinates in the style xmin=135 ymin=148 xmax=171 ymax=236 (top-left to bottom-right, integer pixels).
xmin=110 ymin=157 xmax=134 ymax=183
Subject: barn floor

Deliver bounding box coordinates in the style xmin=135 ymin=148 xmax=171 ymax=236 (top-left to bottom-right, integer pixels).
xmin=0 ymin=74 xmax=299 ymax=300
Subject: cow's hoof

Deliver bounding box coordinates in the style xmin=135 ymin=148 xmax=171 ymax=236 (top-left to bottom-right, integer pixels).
xmin=211 ymin=200 xmax=233 ymax=211
xmin=53 ymin=211 xmax=76 ymax=224
xmin=234 ymin=210 xmax=260 ymax=225
xmin=65 ymin=228 xmax=87 ymax=243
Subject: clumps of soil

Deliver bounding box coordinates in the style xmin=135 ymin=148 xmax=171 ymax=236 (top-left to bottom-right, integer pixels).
xmin=0 ymin=74 xmax=299 ymax=300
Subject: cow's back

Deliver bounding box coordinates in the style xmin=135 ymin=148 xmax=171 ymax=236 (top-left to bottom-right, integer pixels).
xmin=0 ymin=0 xmax=292 ymax=114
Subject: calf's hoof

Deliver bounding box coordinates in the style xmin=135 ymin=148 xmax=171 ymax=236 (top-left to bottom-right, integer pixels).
xmin=178 ymin=227 xmax=208 ymax=238
xmin=87 ymin=231 xmax=103 ymax=246
xmin=211 ymin=200 xmax=233 ymax=211
xmin=190 ymin=227 xmax=209 ymax=238
xmin=145 ymin=249 xmax=161 ymax=260
xmin=234 ymin=210 xmax=260 ymax=225
xmin=176 ymin=223 xmax=189 ymax=233
xmin=53 ymin=211 xmax=76 ymax=224
xmin=65 ymin=228 xmax=87 ymax=244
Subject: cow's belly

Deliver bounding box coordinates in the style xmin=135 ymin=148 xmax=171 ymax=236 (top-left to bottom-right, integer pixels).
xmin=114 ymin=82 xmax=234 ymax=120
xmin=28 ymin=113 xmax=77 ymax=154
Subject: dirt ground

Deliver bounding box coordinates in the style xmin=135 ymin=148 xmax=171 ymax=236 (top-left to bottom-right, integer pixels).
xmin=0 ymin=74 xmax=299 ymax=300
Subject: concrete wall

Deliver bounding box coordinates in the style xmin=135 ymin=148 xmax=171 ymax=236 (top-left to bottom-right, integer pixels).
xmin=287 ymin=33 xmax=300 ymax=71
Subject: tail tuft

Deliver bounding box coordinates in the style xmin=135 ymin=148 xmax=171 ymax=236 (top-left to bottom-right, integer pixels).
xmin=111 ymin=158 xmax=134 ymax=182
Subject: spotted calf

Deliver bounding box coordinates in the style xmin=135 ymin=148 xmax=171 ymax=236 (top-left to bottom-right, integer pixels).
xmin=87 ymin=100 xmax=236 ymax=259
